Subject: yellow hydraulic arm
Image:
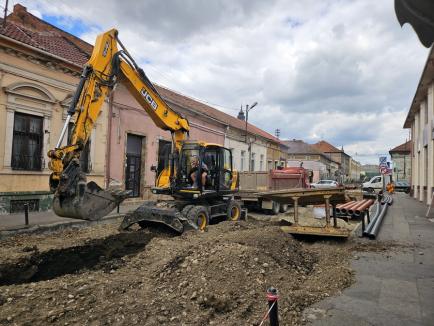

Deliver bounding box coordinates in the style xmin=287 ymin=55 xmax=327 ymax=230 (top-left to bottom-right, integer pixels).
xmin=48 ymin=29 xmax=189 ymax=189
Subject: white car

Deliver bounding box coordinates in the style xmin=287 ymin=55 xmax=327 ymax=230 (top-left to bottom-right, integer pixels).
xmin=310 ymin=180 xmax=340 ymax=188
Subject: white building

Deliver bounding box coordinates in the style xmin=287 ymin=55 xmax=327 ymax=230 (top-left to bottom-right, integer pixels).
xmin=404 ymin=47 xmax=434 ymax=206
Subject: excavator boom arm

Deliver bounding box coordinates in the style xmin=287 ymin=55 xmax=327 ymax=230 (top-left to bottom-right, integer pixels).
xmin=47 ymin=29 xmax=189 ymax=220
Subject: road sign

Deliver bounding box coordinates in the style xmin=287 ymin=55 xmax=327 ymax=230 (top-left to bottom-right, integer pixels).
xmin=380 ymin=166 xmax=388 ymax=174
xmin=379 ymin=156 xmax=387 ymax=166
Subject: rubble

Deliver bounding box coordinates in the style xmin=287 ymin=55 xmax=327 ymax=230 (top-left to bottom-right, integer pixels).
xmin=0 ymin=219 xmax=401 ymax=325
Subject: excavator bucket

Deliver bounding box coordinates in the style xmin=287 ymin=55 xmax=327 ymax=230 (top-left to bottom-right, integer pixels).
xmin=51 ymin=159 xmax=130 ymax=220
xmin=120 ymin=201 xmax=197 ymax=233
xmin=53 ymin=181 xmax=130 ymax=220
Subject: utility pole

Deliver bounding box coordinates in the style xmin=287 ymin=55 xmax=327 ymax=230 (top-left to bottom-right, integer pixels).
xmin=243 ymin=102 xmax=258 ymax=171
xmin=3 ymin=0 xmax=9 ymax=28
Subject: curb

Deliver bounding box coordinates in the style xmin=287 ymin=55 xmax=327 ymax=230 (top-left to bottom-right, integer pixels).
xmin=0 ymin=214 xmax=125 ymax=240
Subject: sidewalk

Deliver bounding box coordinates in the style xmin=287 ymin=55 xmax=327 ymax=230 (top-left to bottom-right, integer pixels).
xmin=304 ymin=192 xmax=434 ymax=325
xmin=0 ymin=202 xmax=143 ymax=232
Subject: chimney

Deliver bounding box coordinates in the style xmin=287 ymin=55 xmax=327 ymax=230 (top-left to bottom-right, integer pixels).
xmin=13 ymin=4 xmax=27 ymax=15
xmin=237 ymin=106 xmax=245 ymax=121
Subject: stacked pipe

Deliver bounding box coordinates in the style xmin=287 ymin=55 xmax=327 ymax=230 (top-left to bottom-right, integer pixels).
xmin=363 ymin=194 xmax=393 ymax=239
xmin=336 ymin=199 xmax=374 ymax=219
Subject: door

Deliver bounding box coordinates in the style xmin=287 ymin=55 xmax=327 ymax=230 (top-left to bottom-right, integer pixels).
xmin=219 ymin=148 xmax=233 ymax=190
xmin=125 ymin=134 xmax=143 ymax=197
xmin=157 ymin=139 xmax=171 ymax=175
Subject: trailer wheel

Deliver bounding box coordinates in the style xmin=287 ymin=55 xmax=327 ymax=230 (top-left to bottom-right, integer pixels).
xmin=279 ymin=204 xmax=288 ymax=213
xmin=187 ymin=206 xmax=209 ymax=231
xmin=271 ymin=201 xmax=280 ymax=215
xmin=227 ymin=201 xmax=242 ymax=221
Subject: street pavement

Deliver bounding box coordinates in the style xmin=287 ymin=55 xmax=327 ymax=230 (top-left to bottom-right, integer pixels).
xmin=305 ymin=192 xmax=434 ymax=326
xmin=0 ymin=202 xmax=143 ymax=231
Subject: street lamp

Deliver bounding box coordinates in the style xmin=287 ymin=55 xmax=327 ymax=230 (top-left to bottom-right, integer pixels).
xmin=244 ymin=102 xmax=258 ymax=171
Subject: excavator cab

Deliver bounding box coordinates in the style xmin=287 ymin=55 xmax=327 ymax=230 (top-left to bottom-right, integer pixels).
xmin=176 ymin=143 xmax=236 ymax=195
xmin=153 ymin=142 xmax=237 ymax=198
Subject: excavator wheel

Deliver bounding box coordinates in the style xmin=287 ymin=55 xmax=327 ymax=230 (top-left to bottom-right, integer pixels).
xmin=181 ymin=205 xmax=195 ymax=218
xmin=227 ymin=200 xmax=242 ymax=221
xmin=187 ymin=206 xmax=209 ymax=231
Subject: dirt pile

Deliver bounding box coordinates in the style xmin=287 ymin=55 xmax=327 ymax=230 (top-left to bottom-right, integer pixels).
xmin=0 ymin=220 xmax=361 ymax=325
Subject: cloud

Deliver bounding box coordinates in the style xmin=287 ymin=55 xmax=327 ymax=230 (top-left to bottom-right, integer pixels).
xmin=20 ymin=0 xmax=428 ymax=164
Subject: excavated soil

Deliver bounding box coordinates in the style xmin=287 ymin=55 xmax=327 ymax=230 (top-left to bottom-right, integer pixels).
xmin=0 ymin=219 xmax=405 ymax=325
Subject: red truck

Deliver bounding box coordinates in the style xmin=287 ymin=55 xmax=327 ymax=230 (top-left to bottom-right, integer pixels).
xmin=234 ymin=167 xmax=310 ymax=214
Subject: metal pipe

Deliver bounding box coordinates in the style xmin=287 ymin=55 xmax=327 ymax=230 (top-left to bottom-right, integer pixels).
xmin=368 ymin=203 xmax=389 ymax=239
xmin=348 ymin=200 xmax=368 ymax=215
xmin=266 ymin=287 xmax=279 ymax=326
xmin=341 ymin=201 xmax=361 ymax=214
xmin=24 ymin=203 xmax=29 ymax=226
xmin=363 ymin=201 xmax=381 ymax=236
xmin=336 ymin=201 xmax=356 ymax=213
xmin=354 ymin=199 xmax=375 ymax=216
xmin=55 ymin=65 xmax=92 ymax=148
xmin=56 ymin=114 xmax=72 ymax=148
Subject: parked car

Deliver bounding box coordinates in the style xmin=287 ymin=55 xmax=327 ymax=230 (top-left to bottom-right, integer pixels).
xmin=394 ymin=180 xmax=410 ymax=193
xmin=310 ymin=180 xmax=340 ymax=188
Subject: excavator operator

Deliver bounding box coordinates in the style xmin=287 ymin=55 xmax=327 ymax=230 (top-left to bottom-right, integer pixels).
xmin=190 ymin=156 xmax=208 ymax=190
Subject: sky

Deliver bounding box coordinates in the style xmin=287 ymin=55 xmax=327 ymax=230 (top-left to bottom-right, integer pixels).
xmin=19 ymin=0 xmax=429 ymax=164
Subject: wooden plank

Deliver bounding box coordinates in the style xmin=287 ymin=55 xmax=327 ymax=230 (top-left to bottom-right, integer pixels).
xmin=281 ymin=225 xmax=350 ymax=238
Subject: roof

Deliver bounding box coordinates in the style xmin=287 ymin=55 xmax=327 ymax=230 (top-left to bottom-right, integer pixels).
xmin=311 ymin=140 xmax=342 ymax=153
xmin=389 ymin=140 xmax=412 ymax=154
xmin=403 ymin=47 xmax=434 ymax=128
xmin=155 ymin=85 xmax=281 ymax=143
xmin=1 ymin=4 xmax=282 ymax=144
xmin=0 ymin=4 xmax=91 ymax=66
xmin=283 ymin=139 xmax=323 ymax=155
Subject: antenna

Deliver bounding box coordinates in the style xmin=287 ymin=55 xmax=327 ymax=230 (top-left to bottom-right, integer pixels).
xmin=275 ymin=128 xmax=280 ymax=139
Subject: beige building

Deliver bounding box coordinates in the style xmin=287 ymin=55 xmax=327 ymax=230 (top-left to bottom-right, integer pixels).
xmin=349 ymin=158 xmax=362 ymax=182
xmin=0 ymin=5 xmax=107 ymax=213
xmin=404 ymin=47 xmax=434 ymax=206
xmin=389 ymin=140 xmax=412 ymax=183
xmin=312 ymin=140 xmax=350 ymax=182
xmin=283 ymin=139 xmax=336 ymax=182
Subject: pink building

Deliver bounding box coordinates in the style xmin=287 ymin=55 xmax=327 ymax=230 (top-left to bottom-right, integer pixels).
xmin=108 ymin=84 xmax=227 ymax=198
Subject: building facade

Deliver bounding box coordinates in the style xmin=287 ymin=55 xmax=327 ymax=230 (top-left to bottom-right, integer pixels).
xmin=389 ymin=140 xmax=412 ymax=183
xmin=284 ymin=139 xmax=336 ymax=182
xmin=349 ymin=158 xmax=362 ymax=182
xmin=312 ymin=140 xmax=350 ymax=183
xmin=404 ymin=46 xmax=434 ymax=205
xmin=0 ymin=5 xmax=107 ymax=213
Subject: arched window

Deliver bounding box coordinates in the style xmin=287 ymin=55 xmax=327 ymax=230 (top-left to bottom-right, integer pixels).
xmin=4 ymin=82 xmax=55 ymax=171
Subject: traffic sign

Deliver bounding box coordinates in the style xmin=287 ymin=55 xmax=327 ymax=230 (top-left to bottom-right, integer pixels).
xmin=380 ymin=166 xmax=388 ymax=174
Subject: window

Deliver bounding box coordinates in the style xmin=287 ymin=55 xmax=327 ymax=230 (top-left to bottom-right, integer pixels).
xmin=260 ymin=154 xmax=264 ymax=171
xmin=11 ymin=113 xmax=43 ymax=170
xmin=251 ymin=153 xmax=256 ymax=171
xmin=241 ymin=150 xmax=245 ymax=171
xmin=68 ymin=123 xmax=91 ymax=173
xmin=274 ymin=160 xmax=279 ymax=169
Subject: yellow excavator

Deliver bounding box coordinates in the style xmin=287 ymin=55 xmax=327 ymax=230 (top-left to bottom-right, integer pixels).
xmin=47 ymin=29 xmax=240 ymax=233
